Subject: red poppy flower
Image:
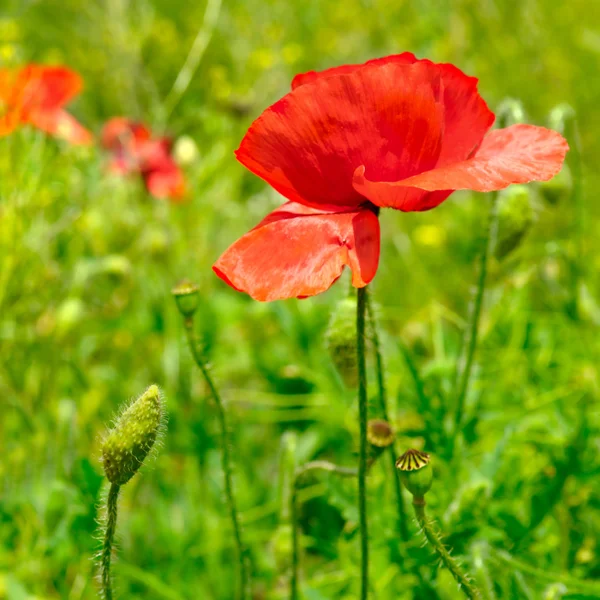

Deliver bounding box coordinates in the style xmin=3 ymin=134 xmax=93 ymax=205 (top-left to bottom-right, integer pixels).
xmin=0 ymin=64 xmax=92 ymax=144
xmin=214 ymin=53 xmax=569 ymax=301
xmin=101 ymin=117 xmax=186 ymax=200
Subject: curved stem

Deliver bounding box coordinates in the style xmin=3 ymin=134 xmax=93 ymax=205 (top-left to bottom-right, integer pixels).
xmin=365 ymin=295 xmax=409 ymax=542
xmin=451 ymin=193 xmax=498 ymax=454
xmin=161 ymin=0 xmax=223 ymax=120
xmin=291 ymin=461 xmax=357 ymax=600
xmin=357 ymin=286 xmax=369 ymax=599
xmin=413 ymin=500 xmax=481 ymax=599
xmin=101 ymin=483 xmax=120 ymax=600
xmin=183 ymin=317 xmax=249 ymax=600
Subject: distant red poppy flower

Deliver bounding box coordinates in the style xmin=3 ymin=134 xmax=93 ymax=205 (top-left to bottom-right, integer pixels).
xmin=0 ymin=64 xmax=92 ymax=144
xmin=213 ymin=53 xmax=568 ymax=302
xmin=101 ymin=117 xmax=186 ymax=200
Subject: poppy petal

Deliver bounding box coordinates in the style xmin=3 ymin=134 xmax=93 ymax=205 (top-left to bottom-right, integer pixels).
xmin=291 ymin=52 xmax=418 ymax=89
xmin=236 ymin=61 xmax=444 ymax=210
xmin=18 ymin=65 xmax=83 ymax=113
xmin=433 ymin=63 xmax=495 ymax=166
xmin=26 ymin=109 xmax=93 ymax=145
xmin=292 ymin=55 xmax=494 ymax=168
xmin=381 ymin=125 xmax=568 ymax=194
xmin=145 ymin=162 xmax=186 ymax=200
xmin=213 ymin=202 xmax=380 ymax=301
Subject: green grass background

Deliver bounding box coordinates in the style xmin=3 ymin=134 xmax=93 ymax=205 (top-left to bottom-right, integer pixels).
xmin=1 ymin=0 xmax=599 ymax=598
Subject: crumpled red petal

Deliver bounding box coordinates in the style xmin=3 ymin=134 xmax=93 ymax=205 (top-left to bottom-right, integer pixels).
xmin=18 ymin=65 xmax=83 ymax=114
xmin=292 ymin=54 xmax=494 ymax=168
xmin=290 ymin=52 xmax=418 ymax=89
xmin=213 ymin=202 xmax=380 ymax=301
xmin=27 ymin=109 xmax=93 ymax=145
xmin=355 ymin=125 xmax=568 ymax=202
xmin=236 ymin=61 xmax=444 ymax=210
xmin=144 ymin=161 xmax=186 ymax=200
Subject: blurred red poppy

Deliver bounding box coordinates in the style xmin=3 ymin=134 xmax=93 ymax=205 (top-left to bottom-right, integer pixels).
xmin=0 ymin=64 xmax=92 ymax=144
xmin=214 ymin=53 xmax=568 ymax=301
xmin=101 ymin=117 xmax=186 ymax=201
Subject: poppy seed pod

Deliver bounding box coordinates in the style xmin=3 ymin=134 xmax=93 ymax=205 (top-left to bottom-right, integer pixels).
xmin=367 ymin=419 xmax=395 ymax=464
xmin=325 ymin=297 xmax=357 ymax=387
xmin=495 ymin=184 xmax=534 ymax=259
xmin=172 ymin=279 xmax=200 ymax=319
xmin=102 ymin=385 xmax=165 ymax=485
xmin=396 ymin=448 xmax=433 ymax=500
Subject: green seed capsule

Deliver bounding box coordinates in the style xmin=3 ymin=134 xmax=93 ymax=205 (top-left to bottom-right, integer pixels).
xmin=172 ymin=279 xmax=200 ymax=318
xmin=396 ymin=448 xmax=433 ymax=499
xmin=102 ymin=385 xmax=165 ymax=485
xmin=495 ymin=184 xmax=534 ymax=259
xmin=326 ymin=297 xmax=357 ymax=387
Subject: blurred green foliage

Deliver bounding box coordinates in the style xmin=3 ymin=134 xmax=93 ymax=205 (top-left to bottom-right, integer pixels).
xmin=1 ymin=0 xmax=600 ymax=598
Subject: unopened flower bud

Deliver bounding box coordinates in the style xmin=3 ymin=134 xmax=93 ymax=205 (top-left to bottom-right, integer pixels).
xmin=396 ymin=448 xmax=433 ymax=501
xmin=539 ymin=164 xmax=572 ymax=206
xmin=326 ymin=297 xmax=357 ymax=387
xmin=172 ymin=279 xmax=200 ymax=318
xmin=495 ymin=184 xmax=534 ymax=259
xmin=102 ymin=385 xmax=165 ymax=485
xmin=367 ymin=419 xmax=395 ymax=464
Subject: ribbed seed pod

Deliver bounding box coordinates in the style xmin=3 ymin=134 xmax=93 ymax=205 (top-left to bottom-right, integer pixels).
xmin=396 ymin=448 xmax=433 ymax=499
xmin=102 ymin=385 xmax=165 ymax=486
xmin=172 ymin=279 xmax=200 ymax=318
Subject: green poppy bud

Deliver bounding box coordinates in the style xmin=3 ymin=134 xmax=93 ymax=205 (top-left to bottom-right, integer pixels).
xmin=396 ymin=448 xmax=433 ymax=500
xmin=102 ymin=385 xmax=165 ymax=485
xmin=325 ymin=297 xmax=357 ymax=387
xmin=539 ymin=164 xmax=572 ymax=206
xmin=495 ymin=184 xmax=534 ymax=259
xmin=172 ymin=279 xmax=200 ymax=319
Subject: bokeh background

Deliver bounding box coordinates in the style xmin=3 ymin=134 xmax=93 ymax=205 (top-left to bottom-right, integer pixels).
xmin=1 ymin=0 xmax=599 ymax=598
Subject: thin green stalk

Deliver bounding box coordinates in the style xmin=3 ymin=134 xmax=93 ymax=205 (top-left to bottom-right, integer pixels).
xmin=451 ymin=193 xmax=498 ymax=453
xmin=291 ymin=461 xmax=357 ymax=600
xmin=356 ymin=286 xmax=369 ymax=599
xmin=412 ymin=499 xmax=481 ymax=599
xmin=365 ymin=295 xmax=409 ymax=542
xmin=162 ymin=0 xmax=222 ymax=120
xmin=101 ymin=483 xmax=121 ymax=600
xmin=183 ymin=317 xmax=249 ymax=600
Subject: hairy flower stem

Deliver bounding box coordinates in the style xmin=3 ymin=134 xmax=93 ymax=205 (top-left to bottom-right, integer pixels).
xmin=365 ymin=294 xmax=409 ymax=542
xmin=357 ymin=286 xmax=369 ymax=599
xmin=101 ymin=483 xmax=120 ymax=600
xmin=183 ymin=317 xmax=249 ymax=600
xmin=412 ymin=499 xmax=481 ymax=599
xmin=451 ymin=192 xmax=498 ymax=455
xmin=291 ymin=461 xmax=357 ymax=600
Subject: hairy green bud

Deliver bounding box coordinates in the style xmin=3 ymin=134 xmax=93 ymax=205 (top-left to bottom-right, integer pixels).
xmin=396 ymin=448 xmax=433 ymax=500
xmin=102 ymin=385 xmax=165 ymax=485
xmin=539 ymin=164 xmax=572 ymax=206
xmin=326 ymin=297 xmax=357 ymax=387
xmin=172 ymin=279 xmax=200 ymax=318
xmin=495 ymin=184 xmax=534 ymax=259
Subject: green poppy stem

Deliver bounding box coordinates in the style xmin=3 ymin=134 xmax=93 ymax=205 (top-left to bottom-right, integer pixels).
xmin=412 ymin=499 xmax=481 ymax=599
xmin=100 ymin=483 xmax=120 ymax=600
xmin=357 ymin=286 xmax=369 ymax=599
xmin=365 ymin=294 xmax=409 ymax=542
xmin=183 ymin=316 xmax=249 ymax=600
